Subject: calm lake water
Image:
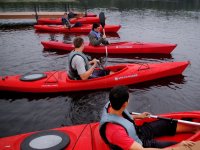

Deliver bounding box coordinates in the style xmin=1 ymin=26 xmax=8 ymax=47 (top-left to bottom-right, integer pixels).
xmin=0 ymin=0 xmax=200 ymax=138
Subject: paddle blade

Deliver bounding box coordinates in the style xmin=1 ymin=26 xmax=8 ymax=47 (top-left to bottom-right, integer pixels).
xmin=99 ymin=12 xmax=105 ymax=28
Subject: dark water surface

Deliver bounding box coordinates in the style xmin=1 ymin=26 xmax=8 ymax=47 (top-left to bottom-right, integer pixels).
xmin=0 ymin=0 xmax=200 ymax=138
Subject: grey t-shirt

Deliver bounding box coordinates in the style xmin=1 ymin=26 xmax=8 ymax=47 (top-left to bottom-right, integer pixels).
xmin=71 ymin=55 xmax=88 ymax=75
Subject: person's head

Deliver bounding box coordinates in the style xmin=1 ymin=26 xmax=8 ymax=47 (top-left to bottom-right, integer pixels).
xmin=64 ymin=12 xmax=68 ymax=17
xmin=73 ymin=37 xmax=84 ymax=50
xmin=109 ymin=85 xmax=129 ymax=110
xmin=92 ymin=23 xmax=101 ymax=32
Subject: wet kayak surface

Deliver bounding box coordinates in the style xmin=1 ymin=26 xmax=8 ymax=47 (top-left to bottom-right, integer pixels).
xmin=0 ymin=1 xmax=200 ymax=138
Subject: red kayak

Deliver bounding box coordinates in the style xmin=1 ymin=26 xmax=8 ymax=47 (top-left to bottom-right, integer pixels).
xmin=0 ymin=61 xmax=189 ymax=93
xmin=34 ymin=24 xmax=121 ymax=33
xmin=41 ymin=41 xmax=177 ymax=54
xmin=38 ymin=17 xmax=100 ymax=25
xmin=0 ymin=111 xmax=199 ymax=150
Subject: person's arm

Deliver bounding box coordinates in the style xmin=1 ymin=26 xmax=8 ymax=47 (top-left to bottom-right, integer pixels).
xmin=102 ymin=29 xmax=107 ymax=39
xmin=88 ymin=33 xmax=104 ymax=46
xmin=79 ymin=58 xmax=98 ymax=80
xmin=133 ymin=112 xmax=150 ymax=119
xmin=79 ymin=64 xmax=95 ymax=80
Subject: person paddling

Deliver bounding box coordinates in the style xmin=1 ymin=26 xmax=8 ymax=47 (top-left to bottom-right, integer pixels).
xmin=62 ymin=12 xmax=82 ymax=29
xmin=99 ymin=85 xmax=199 ymax=150
xmin=67 ymin=37 xmax=109 ymax=80
xmin=62 ymin=12 xmax=71 ymax=28
xmin=88 ymin=23 xmax=109 ymax=46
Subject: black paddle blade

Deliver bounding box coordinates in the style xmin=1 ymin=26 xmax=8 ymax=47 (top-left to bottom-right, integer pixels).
xmin=99 ymin=12 xmax=105 ymax=28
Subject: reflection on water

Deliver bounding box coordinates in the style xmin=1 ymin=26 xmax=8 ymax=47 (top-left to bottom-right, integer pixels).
xmin=0 ymin=0 xmax=200 ymax=12
xmin=128 ymin=75 xmax=186 ymax=91
xmin=0 ymin=21 xmax=36 ymax=28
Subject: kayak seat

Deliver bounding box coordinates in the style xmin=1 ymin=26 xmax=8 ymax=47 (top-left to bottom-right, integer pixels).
xmin=20 ymin=73 xmax=47 ymax=82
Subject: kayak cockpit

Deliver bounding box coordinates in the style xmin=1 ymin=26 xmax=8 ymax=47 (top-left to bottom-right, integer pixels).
xmin=66 ymin=65 xmax=128 ymax=81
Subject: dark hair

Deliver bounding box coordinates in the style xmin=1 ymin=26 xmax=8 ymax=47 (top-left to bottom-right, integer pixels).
xmin=64 ymin=12 xmax=68 ymax=15
xmin=73 ymin=37 xmax=84 ymax=48
xmin=92 ymin=23 xmax=100 ymax=30
xmin=109 ymin=86 xmax=129 ymax=110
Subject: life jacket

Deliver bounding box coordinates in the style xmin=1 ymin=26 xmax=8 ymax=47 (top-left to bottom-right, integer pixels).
xmin=61 ymin=17 xmax=70 ymax=26
xmin=89 ymin=30 xmax=101 ymax=40
xmin=68 ymin=50 xmax=89 ymax=80
xmin=99 ymin=102 xmax=142 ymax=150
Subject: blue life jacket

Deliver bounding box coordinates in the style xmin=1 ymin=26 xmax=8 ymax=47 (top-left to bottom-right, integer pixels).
xmin=89 ymin=30 xmax=101 ymax=39
xmin=99 ymin=102 xmax=142 ymax=149
xmin=61 ymin=17 xmax=70 ymax=26
xmin=68 ymin=50 xmax=89 ymax=80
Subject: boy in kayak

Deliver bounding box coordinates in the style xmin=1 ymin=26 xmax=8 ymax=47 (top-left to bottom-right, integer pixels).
xmin=62 ymin=12 xmax=71 ymax=28
xmin=62 ymin=12 xmax=82 ymax=29
xmin=88 ymin=23 xmax=109 ymax=46
xmin=99 ymin=86 xmax=198 ymax=150
xmin=67 ymin=37 xmax=109 ymax=80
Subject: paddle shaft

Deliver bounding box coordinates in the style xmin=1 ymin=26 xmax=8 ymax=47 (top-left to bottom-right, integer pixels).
xmin=131 ymin=112 xmax=200 ymax=126
xmin=99 ymin=12 xmax=108 ymax=67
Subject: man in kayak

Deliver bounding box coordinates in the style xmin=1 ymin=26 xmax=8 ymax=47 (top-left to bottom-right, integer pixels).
xmin=67 ymin=37 xmax=109 ymax=80
xmin=99 ymin=86 xmax=198 ymax=150
xmin=88 ymin=23 xmax=109 ymax=46
xmin=62 ymin=12 xmax=71 ymax=28
xmin=62 ymin=12 xmax=82 ymax=29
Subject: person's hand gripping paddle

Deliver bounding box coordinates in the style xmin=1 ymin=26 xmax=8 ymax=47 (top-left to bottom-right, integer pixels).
xmin=99 ymin=12 xmax=108 ymax=66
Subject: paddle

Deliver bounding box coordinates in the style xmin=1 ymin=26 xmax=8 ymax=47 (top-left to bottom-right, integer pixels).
xmin=131 ymin=112 xmax=200 ymax=126
xmin=97 ymin=61 xmax=105 ymax=70
xmin=64 ymin=3 xmax=68 ymax=12
xmin=99 ymin=12 xmax=106 ymax=29
xmin=34 ymin=5 xmax=39 ymax=22
xmin=84 ymin=6 xmax=87 ymax=17
xmin=99 ymin=12 xmax=108 ymax=67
